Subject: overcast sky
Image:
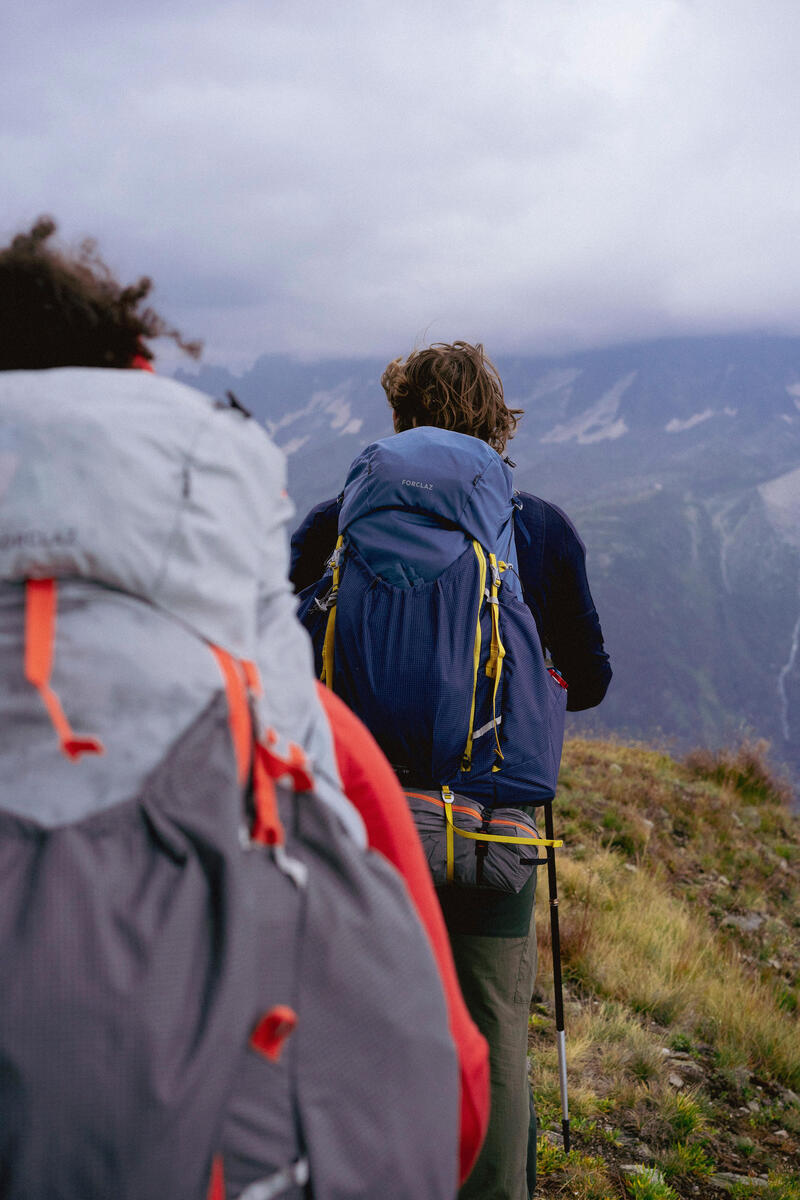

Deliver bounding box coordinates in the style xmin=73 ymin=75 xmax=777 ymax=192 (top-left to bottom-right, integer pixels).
xmin=3 ymin=0 xmax=800 ymax=368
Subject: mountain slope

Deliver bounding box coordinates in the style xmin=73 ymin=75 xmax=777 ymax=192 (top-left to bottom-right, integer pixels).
xmin=175 ymin=334 xmax=800 ymax=789
xmin=531 ymin=736 xmax=800 ymax=1200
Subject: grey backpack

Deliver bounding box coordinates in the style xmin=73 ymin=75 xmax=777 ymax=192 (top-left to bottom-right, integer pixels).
xmin=0 ymin=369 xmax=460 ymax=1200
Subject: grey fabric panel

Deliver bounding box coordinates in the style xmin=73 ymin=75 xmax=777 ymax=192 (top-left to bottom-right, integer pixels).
xmin=405 ymin=789 xmax=540 ymax=894
xmin=219 ymin=795 xmax=306 ymax=1200
xmin=0 ymin=581 xmax=220 ymax=825
xmin=220 ymin=1054 xmax=306 ymax=1200
xmin=0 ymin=695 xmax=303 ymax=1199
xmin=406 ymin=790 xmax=483 ymax=886
xmin=481 ymin=807 xmax=541 ymax=893
xmin=286 ymin=793 xmax=461 ymax=1200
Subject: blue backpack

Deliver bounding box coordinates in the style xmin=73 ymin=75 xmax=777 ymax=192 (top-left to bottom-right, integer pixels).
xmin=298 ymin=427 xmax=567 ymax=807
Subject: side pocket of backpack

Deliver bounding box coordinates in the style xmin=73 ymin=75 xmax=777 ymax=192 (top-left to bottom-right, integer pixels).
xmin=489 ymin=596 xmax=566 ymax=804
xmin=545 ymin=666 xmax=568 ymax=786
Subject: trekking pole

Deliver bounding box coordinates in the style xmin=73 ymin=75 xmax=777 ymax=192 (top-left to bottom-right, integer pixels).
xmin=543 ymin=799 xmax=570 ymax=1152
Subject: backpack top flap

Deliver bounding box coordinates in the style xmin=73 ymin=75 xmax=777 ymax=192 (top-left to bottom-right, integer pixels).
xmin=339 ymin=427 xmax=516 ymax=553
xmin=0 ymin=368 xmax=287 ymax=659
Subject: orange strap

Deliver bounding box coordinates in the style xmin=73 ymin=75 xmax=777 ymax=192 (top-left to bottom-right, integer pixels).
xmin=241 ymin=659 xmax=262 ymax=697
xmin=209 ymin=645 xmax=252 ymax=787
xmin=252 ymin=745 xmax=286 ymax=846
xmin=24 ymin=579 xmax=104 ymax=761
xmin=210 ymin=648 xmax=286 ymax=847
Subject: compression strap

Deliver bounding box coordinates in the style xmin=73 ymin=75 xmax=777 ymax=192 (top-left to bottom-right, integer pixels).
xmin=24 ymin=578 xmax=105 ymax=761
xmin=461 ymin=543 xmax=487 ymax=771
xmin=435 ymin=786 xmax=562 ymax=883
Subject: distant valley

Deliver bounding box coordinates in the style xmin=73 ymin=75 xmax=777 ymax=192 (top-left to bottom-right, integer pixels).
xmin=176 ymin=334 xmax=800 ymax=796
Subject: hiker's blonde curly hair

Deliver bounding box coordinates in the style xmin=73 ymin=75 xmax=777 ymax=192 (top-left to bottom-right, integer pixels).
xmin=381 ymin=341 xmax=523 ymax=453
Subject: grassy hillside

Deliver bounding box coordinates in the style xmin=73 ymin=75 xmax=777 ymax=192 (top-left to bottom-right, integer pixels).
xmin=531 ymin=738 xmax=800 ymax=1199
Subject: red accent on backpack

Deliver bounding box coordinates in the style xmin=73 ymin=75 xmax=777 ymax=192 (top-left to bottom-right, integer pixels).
xmin=250 ymin=1005 xmax=298 ymax=1062
xmin=259 ymin=735 xmax=315 ymax=794
xmin=206 ymin=1155 xmax=225 ymax=1200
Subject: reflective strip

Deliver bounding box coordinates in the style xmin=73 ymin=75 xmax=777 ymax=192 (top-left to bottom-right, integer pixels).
xmin=239 ymin=1158 xmax=310 ymax=1200
xmin=462 ymin=542 xmax=487 ymax=770
xmin=473 ymin=715 xmax=502 ymax=741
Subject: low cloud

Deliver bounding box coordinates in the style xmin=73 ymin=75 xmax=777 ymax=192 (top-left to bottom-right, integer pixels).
xmin=4 ymin=0 xmax=800 ymax=366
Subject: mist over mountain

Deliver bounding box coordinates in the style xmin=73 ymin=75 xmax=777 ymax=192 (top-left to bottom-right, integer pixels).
xmin=176 ymin=334 xmax=800 ymax=794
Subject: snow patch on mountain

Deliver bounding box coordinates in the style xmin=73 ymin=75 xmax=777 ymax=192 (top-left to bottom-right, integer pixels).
xmin=322 ymin=392 xmax=354 ymax=430
xmin=279 ymin=434 xmax=311 ymax=456
xmin=264 ymin=399 xmax=316 ymax=437
xmin=528 ymin=367 xmax=583 ymax=402
xmin=665 ymin=408 xmax=715 ymax=433
xmin=540 ymin=371 xmax=634 ymax=445
xmin=306 ymin=384 xmax=366 ymax=437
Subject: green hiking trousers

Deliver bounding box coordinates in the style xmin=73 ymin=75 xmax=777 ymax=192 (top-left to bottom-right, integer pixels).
xmin=438 ymin=871 xmax=539 ymax=1200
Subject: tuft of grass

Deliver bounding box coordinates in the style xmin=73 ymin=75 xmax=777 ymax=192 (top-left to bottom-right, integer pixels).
xmin=625 ymin=1165 xmax=681 ymax=1200
xmin=536 ymin=1140 xmax=617 ymax=1199
xmin=659 ymin=1140 xmax=715 ymax=1182
xmin=730 ymin=1171 xmax=800 ymax=1200
xmin=658 ymin=1089 xmax=710 ymax=1142
xmin=684 ymin=738 xmax=795 ymax=808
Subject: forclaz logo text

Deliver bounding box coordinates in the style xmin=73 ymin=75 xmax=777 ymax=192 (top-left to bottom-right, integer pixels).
xmin=401 ymin=479 xmax=434 ymax=490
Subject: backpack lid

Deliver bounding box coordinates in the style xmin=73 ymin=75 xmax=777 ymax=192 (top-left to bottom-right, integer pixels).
xmin=0 ymin=368 xmax=287 ymax=658
xmin=339 ymin=427 xmax=514 ymax=549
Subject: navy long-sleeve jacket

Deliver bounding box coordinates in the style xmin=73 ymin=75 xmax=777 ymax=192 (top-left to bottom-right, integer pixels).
xmin=289 ymin=491 xmax=611 ymax=712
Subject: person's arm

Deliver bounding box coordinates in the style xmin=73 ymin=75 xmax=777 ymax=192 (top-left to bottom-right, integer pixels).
xmin=515 ymin=494 xmax=612 ymax=712
xmin=289 ymin=498 xmax=340 ymax=594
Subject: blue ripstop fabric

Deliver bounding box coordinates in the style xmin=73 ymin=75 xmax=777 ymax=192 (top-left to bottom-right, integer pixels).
xmin=339 ymin=427 xmax=522 ymax=598
xmin=299 ymin=427 xmax=567 ymax=806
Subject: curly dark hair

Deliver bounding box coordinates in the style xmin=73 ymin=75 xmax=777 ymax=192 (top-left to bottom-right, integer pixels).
xmin=381 ymin=341 xmax=523 ymax=453
xmin=0 ymin=216 xmax=201 ymax=370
